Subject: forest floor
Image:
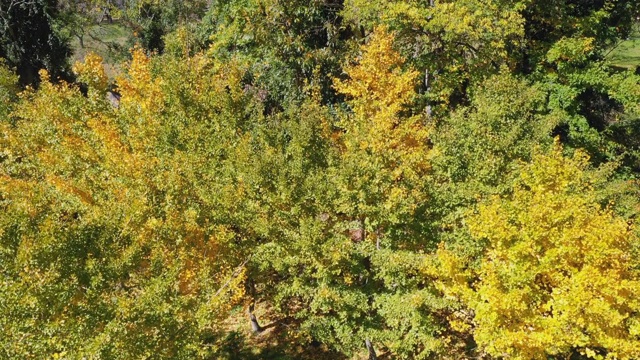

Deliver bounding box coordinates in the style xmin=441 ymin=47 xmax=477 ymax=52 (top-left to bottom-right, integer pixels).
xmin=69 ymin=22 xmax=132 ymax=79
xmin=216 ymin=302 xmax=388 ymax=360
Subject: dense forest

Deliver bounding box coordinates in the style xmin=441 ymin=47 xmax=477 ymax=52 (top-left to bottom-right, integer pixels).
xmin=2 ymin=0 xmax=640 ymax=359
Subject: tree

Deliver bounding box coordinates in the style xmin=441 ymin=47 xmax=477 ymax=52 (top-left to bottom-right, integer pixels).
xmin=0 ymin=51 xmax=258 ymax=358
xmin=0 ymin=59 xmax=18 ymax=118
xmin=432 ymin=71 xmax=557 ymax=193
xmin=57 ymin=0 xmax=104 ymax=49
xmin=119 ymin=0 xmax=208 ymax=52
xmin=250 ymin=27 xmax=441 ymax=359
xmin=0 ymin=0 xmax=71 ymax=85
xmin=437 ymin=143 xmax=640 ymax=359
xmin=199 ymin=0 xmax=352 ymax=107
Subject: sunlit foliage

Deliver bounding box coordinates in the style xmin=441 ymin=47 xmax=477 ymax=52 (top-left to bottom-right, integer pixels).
xmin=1 ymin=1 xmax=640 ymax=359
xmin=437 ymin=144 xmax=640 ymax=359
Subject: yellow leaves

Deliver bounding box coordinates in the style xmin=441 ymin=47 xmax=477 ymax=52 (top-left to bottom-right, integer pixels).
xmin=207 ymin=264 xmax=247 ymax=316
xmin=430 ymin=1 xmax=524 ymax=52
xmin=211 ymin=57 xmax=249 ymax=102
xmin=584 ymin=348 xmax=606 ymax=360
xmin=0 ymin=177 xmax=40 ymax=218
xmin=518 ymin=141 xmax=592 ymax=195
xmin=343 ymin=273 xmax=353 ymax=286
xmin=117 ymin=47 xmax=165 ymax=116
xmin=428 ymin=244 xmax=474 ymax=307
xmin=73 ymin=52 xmax=109 ymax=93
xmin=86 ymin=116 xmax=139 ymax=175
xmin=546 ymin=37 xmax=596 ymax=64
xmin=51 ymin=351 xmax=67 ymax=359
xmin=38 ymin=69 xmax=50 ymax=83
xmin=46 ymin=175 xmax=95 ymax=205
xmin=334 ymin=26 xmax=419 ymax=128
xmin=454 ymin=142 xmax=640 ymax=359
xmin=124 ymin=47 xmax=153 ymax=88
xmin=448 ymin=317 xmax=471 ymax=333
xmin=333 ymin=25 xmax=430 ymax=172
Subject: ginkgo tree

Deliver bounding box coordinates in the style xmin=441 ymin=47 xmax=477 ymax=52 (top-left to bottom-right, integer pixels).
xmin=436 ymin=143 xmax=640 ymax=359
xmin=331 ymin=25 xmax=431 ymax=246
xmin=272 ymin=26 xmax=440 ymax=359
xmin=0 ymin=51 xmax=258 ymax=358
xmin=223 ymin=26 xmax=442 ymax=359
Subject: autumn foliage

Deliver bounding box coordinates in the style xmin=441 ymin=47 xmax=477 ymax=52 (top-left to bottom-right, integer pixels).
xmin=2 ymin=2 xmax=640 ymax=359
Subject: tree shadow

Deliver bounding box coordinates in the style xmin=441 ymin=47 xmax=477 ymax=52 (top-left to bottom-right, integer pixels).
xmin=215 ymin=327 xmax=346 ymax=360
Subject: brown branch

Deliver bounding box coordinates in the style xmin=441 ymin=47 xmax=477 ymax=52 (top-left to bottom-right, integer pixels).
xmin=212 ymin=255 xmax=252 ymax=298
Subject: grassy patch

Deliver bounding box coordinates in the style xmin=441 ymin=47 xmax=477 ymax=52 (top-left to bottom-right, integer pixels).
xmin=608 ymin=29 xmax=640 ymax=70
xmin=70 ymin=22 xmax=133 ymax=79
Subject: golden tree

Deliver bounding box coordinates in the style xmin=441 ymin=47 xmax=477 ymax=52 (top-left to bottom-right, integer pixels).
xmin=452 ymin=143 xmax=640 ymax=359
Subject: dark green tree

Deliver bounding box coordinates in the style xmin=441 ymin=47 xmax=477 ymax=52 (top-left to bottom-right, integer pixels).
xmin=0 ymin=0 xmax=71 ymax=85
xmin=200 ymin=0 xmax=353 ymax=107
xmin=121 ymin=0 xmax=208 ymax=53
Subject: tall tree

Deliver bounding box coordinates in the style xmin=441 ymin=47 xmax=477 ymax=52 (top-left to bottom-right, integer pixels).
xmin=200 ymin=0 xmax=351 ymax=107
xmin=247 ymin=27 xmax=441 ymax=359
xmin=120 ymin=0 xmax=208 ymax=52
xmin=0 ymin=0 xmax=70 ymax=85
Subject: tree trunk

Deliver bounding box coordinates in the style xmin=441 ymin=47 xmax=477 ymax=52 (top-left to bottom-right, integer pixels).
xmin=248 ymin=302 xmax=262 ymax=333
xmin=365 ymin=339 xmax=377 ymax=360
xmin=250 ymin=313 xmax=262 ymax=333
xmin=248 ymin=280 xmax=262 ymax=333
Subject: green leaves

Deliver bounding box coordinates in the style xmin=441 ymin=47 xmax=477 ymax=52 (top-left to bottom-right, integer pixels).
xmin=1 ymin=2 xmax=640 ymax=359
xmin=0 ymin=59 xmax=18 ymax=119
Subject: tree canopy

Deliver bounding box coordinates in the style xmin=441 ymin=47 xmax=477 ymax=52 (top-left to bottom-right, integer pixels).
xmin=1 ymin=1 xmax=640 ymax=359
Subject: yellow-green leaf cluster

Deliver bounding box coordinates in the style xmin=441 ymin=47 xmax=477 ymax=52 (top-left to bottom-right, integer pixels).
xmin=460 ymin=143 xmax=640 ymax=359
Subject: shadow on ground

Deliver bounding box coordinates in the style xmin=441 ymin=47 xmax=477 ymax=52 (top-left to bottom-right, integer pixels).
xmin=215 ymin=327 xmax=347 ymax=360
